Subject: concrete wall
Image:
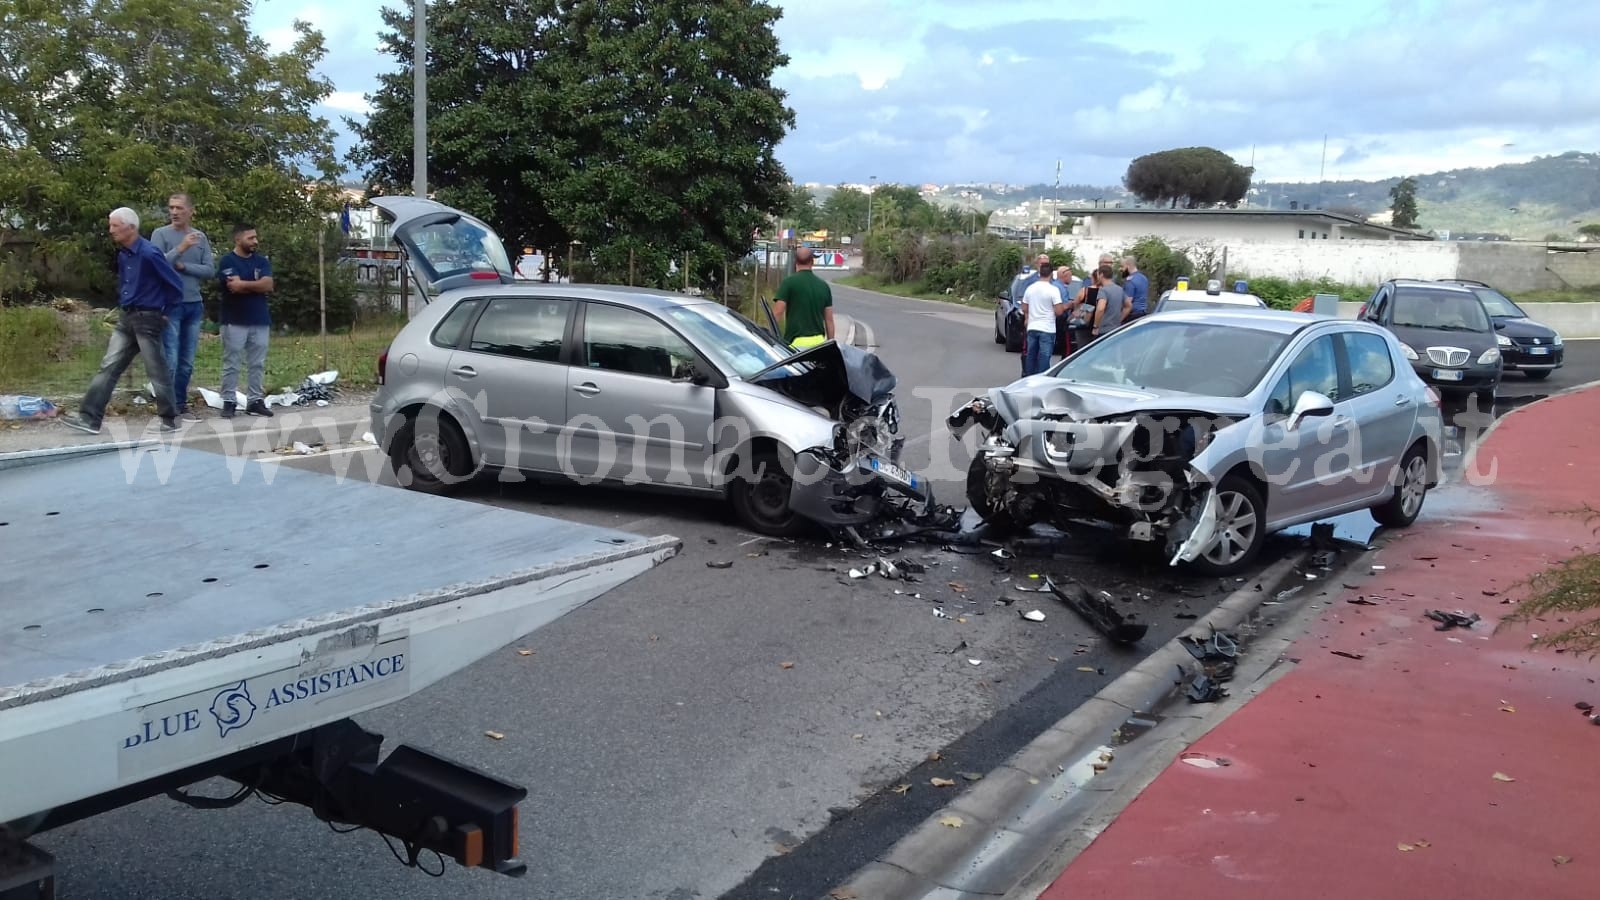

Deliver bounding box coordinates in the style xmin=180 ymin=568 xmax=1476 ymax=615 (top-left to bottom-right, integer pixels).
xmin=1046 ymin=233 xmax=1594 ymax=295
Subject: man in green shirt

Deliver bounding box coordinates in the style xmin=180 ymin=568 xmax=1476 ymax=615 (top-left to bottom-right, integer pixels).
xmin=774 ymin=247 xmax=835 ymax=348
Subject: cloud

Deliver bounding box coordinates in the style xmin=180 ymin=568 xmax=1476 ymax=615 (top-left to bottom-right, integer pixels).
xmin=247 ymin=0 xmax=1600 ymax=186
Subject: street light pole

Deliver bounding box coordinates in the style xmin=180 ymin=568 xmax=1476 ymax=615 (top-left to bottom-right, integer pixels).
xmin=412 ymin=0 xmax=427 ymax=198
xmin=866 ymin=175 xmax=876 ymax=235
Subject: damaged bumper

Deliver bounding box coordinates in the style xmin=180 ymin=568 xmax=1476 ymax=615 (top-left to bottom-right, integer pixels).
xmin=789 ymin=449 xmax=935 ymax=527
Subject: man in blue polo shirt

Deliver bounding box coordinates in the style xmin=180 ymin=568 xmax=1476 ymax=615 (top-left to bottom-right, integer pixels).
xmin=64 ymin=207 xmax=183 ymax=434
xmin=1122 ymin=255 xmax=1150 ymax=320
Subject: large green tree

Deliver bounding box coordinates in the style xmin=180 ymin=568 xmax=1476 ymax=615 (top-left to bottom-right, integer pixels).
xmin=1388 ymin=176 xmax=1420 ymax=230
xmin=1123 ymin=147 xmax=1253 ymax=209
xmin=783 ymin=184 xmax=821 ymax=232
xmin=352 ymin=0 xmax=795 ymax=288
xmin=821 ymin=187 xmax=869 ymax=236
xmin=0 ymin=0 xmax=343 ymax=306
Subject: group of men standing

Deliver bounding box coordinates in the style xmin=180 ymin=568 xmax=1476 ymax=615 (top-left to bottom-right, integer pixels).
xmin=64 ymin=194 xmax=276 ymax=435
xmin=1013 ymin=251 xmax=1149 ymax=376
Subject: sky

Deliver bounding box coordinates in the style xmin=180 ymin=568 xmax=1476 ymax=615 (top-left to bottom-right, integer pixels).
xmin=251 ymin=0 xmax=1600 ymax=188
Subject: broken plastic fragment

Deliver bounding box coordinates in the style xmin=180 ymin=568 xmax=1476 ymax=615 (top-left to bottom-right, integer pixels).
xmin=780 ymin=661 xmax=795 ymax=669
xmin=849 ymin=568 xmax=867 ymax=579
xmin=967 ymin=658 xmax=982 ymax=666
xmin=939 ymin=815 xmax=964 ymax=828
xmin=930 ymin=777 xmax=957 ymax=788
xmin=991 ymin=548 xmax=1014 ymax=560
xmin=706 ymin=560 xmax=734 ymax=569
xmin=1492 ymin=772 xmax=1515 ymax=782
xmin=890 ymin=783 xmax=911 ymax=794
xmin=1021 ymin=610 xmax=1046 ymax=622
xmin=484 ymin=730 xmax=505 ymax=740
xmin=516 ymin=649 xmax=533 ymax=657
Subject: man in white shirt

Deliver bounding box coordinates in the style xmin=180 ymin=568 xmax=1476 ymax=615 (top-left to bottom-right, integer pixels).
xmin=1021 ymin=262 xmax=1066 ymax=376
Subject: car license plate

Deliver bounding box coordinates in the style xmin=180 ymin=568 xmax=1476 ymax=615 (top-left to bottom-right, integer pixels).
xmin=1433 ymin=369 xmax=1464 ymax=381
xmin=1529 ymin=346 xmax=1549 ymax=356
xmin=869 ymin=457 xmax=920 ymax=491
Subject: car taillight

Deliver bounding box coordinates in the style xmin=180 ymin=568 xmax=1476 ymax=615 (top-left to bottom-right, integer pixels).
xmin=1425 ymin=386 xmax=1441 ymax=406
xmin=377 ymin=349 xmax=389 ymax=385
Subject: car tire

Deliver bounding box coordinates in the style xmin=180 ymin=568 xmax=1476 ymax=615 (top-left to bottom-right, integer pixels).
xmin=730 ymin=447 xmax=809 ymax=537
xmin=1474 ymin=385 xmax=1497 ymax=413
xmin=1525 ymin=370 xmax=1551 ymax=381
xmin=387 ymin=409 xmax=478 ymax=495
xmin=1183 ymin=474 xmax=1266 ymax=577
xmin=965 ymin=453 xmax=1015 ymax=531
xmin=1371 ymin=442 xmax=1430 ymax=528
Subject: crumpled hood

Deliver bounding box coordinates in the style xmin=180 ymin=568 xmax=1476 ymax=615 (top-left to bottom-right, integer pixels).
xmin=987 ymin=377 xmax=1256 ymax=424
xmin=747 ymin=340 xmax=897 ymax=408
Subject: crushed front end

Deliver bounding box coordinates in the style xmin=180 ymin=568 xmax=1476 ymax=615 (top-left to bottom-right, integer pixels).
xmin=950 ymin=393 xmax=1240 ymax=563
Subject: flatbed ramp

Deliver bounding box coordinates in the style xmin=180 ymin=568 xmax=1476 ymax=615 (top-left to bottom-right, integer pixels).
xmin=0 ymin=443 xmax=678 ymax=826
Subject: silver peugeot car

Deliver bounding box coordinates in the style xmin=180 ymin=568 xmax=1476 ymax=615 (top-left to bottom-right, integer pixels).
xmin=949 ymin=309 xmax=1445 ymax=575
xmin=366 ymin=197 xmax=932 ymax=536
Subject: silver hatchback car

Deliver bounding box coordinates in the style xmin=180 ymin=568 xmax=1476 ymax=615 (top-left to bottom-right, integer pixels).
xmin=950 ymin=310 xmax=1445 ymax=575
xmin=367 ymin=197 xmax=931 ymax=536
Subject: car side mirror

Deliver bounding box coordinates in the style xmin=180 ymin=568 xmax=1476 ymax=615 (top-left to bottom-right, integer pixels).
xmin=1287 ymin=391 xmax=1335 ymax=430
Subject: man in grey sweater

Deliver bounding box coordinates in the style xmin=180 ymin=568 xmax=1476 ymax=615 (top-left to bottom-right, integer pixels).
xmin=151 ymin=193 xmax=215 ymax=420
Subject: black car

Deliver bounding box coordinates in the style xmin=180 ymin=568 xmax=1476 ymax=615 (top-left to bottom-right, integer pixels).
xmin=1437 ymin=279 xmax=1565 ymax=380
xmin=1359 ymin=279 xmax=1501 ymax=408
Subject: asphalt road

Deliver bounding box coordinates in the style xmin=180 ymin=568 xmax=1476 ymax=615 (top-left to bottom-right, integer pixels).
xmin=29 ymin=281 xmax=1600 ymax=899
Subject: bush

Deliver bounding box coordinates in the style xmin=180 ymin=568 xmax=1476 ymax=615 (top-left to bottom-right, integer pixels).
xmin=864 ymin=231 xmax=1028 ymax=299
xmin=1117 ymin=235 xmax=1195 ymax=297
xmin=1240 ymin=275 xmax=1374 ymax=310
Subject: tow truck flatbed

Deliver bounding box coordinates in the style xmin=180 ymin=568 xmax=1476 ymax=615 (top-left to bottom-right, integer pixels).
xmin=0 ymin=442 xmax=678 ymax=835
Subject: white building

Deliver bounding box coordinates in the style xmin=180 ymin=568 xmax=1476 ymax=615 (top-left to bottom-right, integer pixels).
xmin=1066 ymin=208 xmax=1429 ymax=243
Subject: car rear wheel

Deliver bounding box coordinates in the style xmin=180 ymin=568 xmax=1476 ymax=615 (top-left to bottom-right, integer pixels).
xmin=730 ymin=447 xmax=808 ymax=537
xmin=1525 ymin=370 xmax=1551 ymax=381
xmin=1184 ymin=475 xmax=1266 ymax=577
xmin=1371 ymin=443 xmax=1429 ymax=528
xmin=388 ymin=410 xmax=478 ymax=495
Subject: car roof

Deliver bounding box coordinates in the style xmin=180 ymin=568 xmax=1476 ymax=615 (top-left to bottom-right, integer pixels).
xmin=1388 ymin=278 xmax=1478 ymax=295
xmin=434 ymin=282 xmax=710 ymax=313
xmin=1142 ymin=308 xmax=1349 ymax=335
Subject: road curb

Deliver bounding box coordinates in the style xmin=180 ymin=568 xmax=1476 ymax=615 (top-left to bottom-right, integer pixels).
xmin=824 ymin=551 xmax=1312 ymax=900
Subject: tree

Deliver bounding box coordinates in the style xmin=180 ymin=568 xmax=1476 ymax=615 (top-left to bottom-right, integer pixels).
xmin=1123 ymin=147 xmax=1253 ymax=209
xmin=783 ymin=184 xmax=821 ymax=232
xmin=820 ymin=187 xmax=868 ymax=236
xmin=0 ymin=0 xmax=343 ymax=311
xmin=352 ymin=0 xmax=795 ymax=289
xmin=1578 ymin=223 xmax=1600 ymax=239
xmin=1389 ymin=177 xmax=1420 ymax=230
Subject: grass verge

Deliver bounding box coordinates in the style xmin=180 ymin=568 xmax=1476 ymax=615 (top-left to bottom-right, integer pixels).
xmin=1516 ymin=288 xmax=1600 ymax=303
xmin=0 ymin=304 xmax=404 ymax=406
xmin=836 ymin=274 xmax=996 ymax=310
xmin=1500 ymin=506 xmax=1600 ymax=654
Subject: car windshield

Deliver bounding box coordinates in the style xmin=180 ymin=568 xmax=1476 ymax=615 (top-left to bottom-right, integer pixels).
xmin=663 ymin=303 xmax=798 ymax=378
xmin=1392 ymin=288 xmax=1491 ymax=331
xmin=1465 ymin=287 xmax=1525 ymax=318
xmin=1047 ymin=321 xmax=1291 ymax=397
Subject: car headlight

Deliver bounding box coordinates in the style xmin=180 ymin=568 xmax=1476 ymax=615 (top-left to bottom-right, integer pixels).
xmin=1400 ymin=344 xmax=1419 ymax=361
xmin=1496 ymin=334 xmax=1512 ymax=348
xmin=1478 ymin=348 xmax=1501 ymax=365
xmin=1553 ymin=333 xmax=1564 ymax=347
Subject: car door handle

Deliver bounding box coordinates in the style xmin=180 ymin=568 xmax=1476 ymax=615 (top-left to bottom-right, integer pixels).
xmin=1394 ymin=395 xmax=1410 ymax=406
xmin=1333 ymin=415 xmax=1355 ymax=428
xmin=451 ymin=365 xmax=477 ymax=378
xmin=573 ymin=382 xmax=601 ymax=396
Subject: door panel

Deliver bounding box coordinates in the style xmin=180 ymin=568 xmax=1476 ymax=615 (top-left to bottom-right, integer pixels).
xmin=450 ymin=295 xmax=572 ymax=471
xmin=1259 ymin=335 xmax=1357 ymax=519
xmin=1338 ymin=331 xmax=1413 ymax=500
xmin=566 ymin=303 xmax=717 ymax=489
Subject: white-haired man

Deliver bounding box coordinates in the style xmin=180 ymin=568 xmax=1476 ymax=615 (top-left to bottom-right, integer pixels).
xmin=63 ymin=207 xmax=183 ymax=434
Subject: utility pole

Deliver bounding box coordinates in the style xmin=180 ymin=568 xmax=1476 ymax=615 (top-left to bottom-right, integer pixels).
xmin=412 ymin=0 xmax=427 ymax=198
xmin=866 ymin=175 xmax=877 ymax=235
xmin=1053 ymin=159 xmax=1061 ymax=236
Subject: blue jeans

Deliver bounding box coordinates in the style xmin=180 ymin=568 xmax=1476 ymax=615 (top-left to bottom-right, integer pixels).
xmin=1023 ymin=330 xmax=1053 ymax=376
xmin=163 ymin=301 xmax=203 ymax=410
xmin=80 ymin=308 xmax=177 ymax=427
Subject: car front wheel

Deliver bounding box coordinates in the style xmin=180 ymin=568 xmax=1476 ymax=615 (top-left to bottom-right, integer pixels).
xmin=730 ymin=447 xmax=808 ymax=537
xmin=387 ymin=410 xmax=478 ymax=495
xmin=1184 ymin=474 xmax=1266 ymax=577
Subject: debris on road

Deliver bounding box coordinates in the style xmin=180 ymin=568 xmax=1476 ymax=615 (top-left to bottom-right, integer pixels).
xmin=939 ymin=815 xmax=964 ymax=828
xmin=1347 ymin=597 xmax=1379 ymax=606
xmin=930 ymin=777 xmax=957 ymax=788
xmin=967 ymin=659 xmax=983 ymax=667
xmin=890 ymin=783 xmax=911 ymax=795
xmin=1492 ymin=772 xmax=1516 ymax=782
xmin=1397 ymin=840 xmax=1432 ymax=852
xmin=1425 ymin=609 xmax=1480 ymax=631
xmin=780 ymin=661 xmax=795 ymax=669
xmin=1020 ymin=609 xmax=1046 ymax=622
xmin=706 ymin=560 xmax=734 ymax=569
xmin=484 ymin=730 xmax=505 ymax=740
xmin=1047 ymin=577 xmax=1148 ymax=644
xmin=1331 ymin=650 xmax=1366 ymax=661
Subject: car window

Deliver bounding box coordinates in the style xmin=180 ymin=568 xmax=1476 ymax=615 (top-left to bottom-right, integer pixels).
xmin=1050 ymin=321 xmax=1290 ymax=398
xmin=1391 ymin=287 xmax=1490 ymax=331
xmin=1466 ymin=287 xmax=1523 ymax=318
xmin=432 ymin=297 xmax=484 ymax=349
xmin=467 ymin=296 xmax=569 ymax=362
xmin=1342 ymin=332 xmax=1395 ymax=397
xmin=662 ymin=302 xmax=795 ymax=378
xmin=583 ymin=303 xmax=698 ymax=379
xmin=1266 ymin=335 xmax=1341 ymax=416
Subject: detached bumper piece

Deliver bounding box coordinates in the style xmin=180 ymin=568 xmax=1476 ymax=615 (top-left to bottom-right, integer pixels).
xmin=231 ymin=719 xmax=527 ymax=877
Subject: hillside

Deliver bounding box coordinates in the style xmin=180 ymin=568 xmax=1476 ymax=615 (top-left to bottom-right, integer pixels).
xmin=851 ymin=151 xmax=1600 ymax=239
